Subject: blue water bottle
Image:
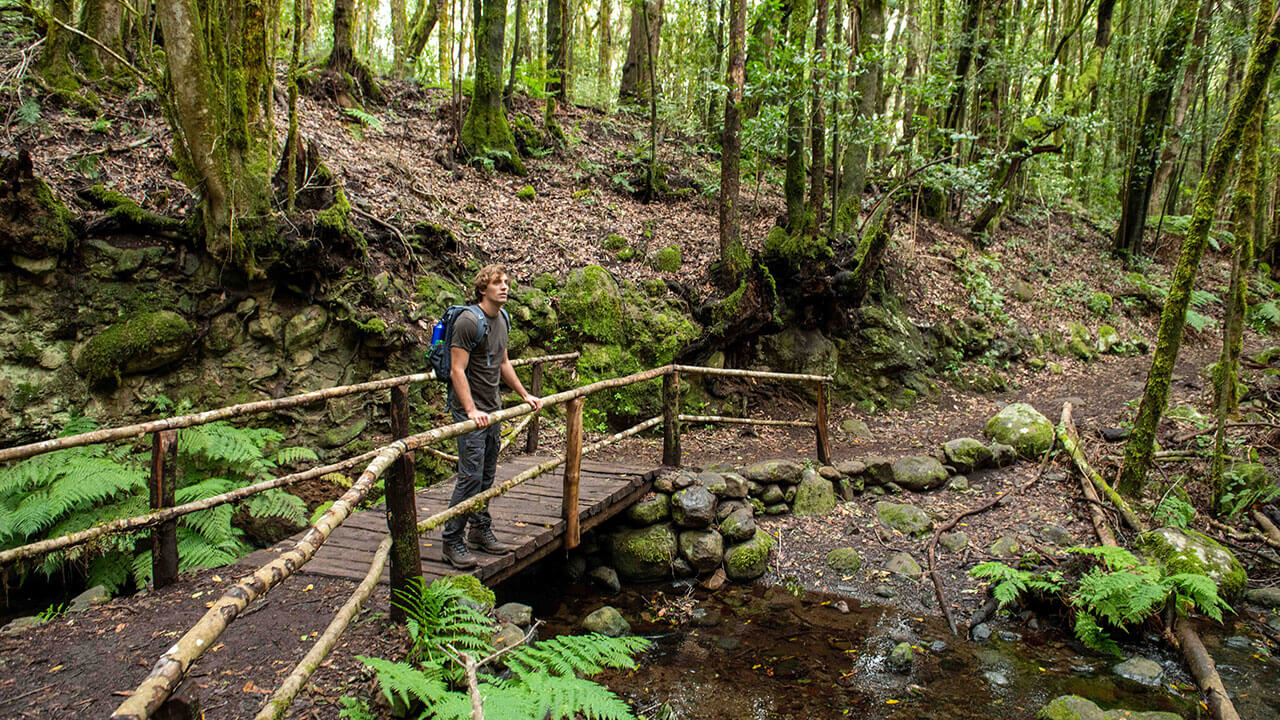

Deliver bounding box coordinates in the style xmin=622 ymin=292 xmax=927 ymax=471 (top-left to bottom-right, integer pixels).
xmin=430 ymin=319 xmax=445 ymax=346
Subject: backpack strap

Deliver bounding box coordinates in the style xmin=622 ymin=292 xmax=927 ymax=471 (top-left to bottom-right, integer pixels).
xmin=466 ymin=305 xmax=496 ymax=366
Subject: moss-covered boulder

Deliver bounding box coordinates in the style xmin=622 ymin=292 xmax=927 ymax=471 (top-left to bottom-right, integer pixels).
xmin=671 ymin=486 xmax=716 ymax=528
xmin=942 ymin=438 xmax=993 ymax=473
xmin=876 ymin=501 xmax=932 ymax=537
xmin=742 ymin=459 xmax=803 ymax=485
xmin=1135 ymin=527 xmax=1247 ymax=598
xmin=891 ymin=456 xmax=949 ymax=491
xmin=885 ymin=552 xmax=922 ymax=579
xmin=984 ymin=403 xmax=1054 ymax=459
xmin=414 ymin=272 xmax=466 ymax=318
xmin=1037 ymin=695 xmax=1106 ymax=720
xmin=792 ymin=469 xmax=836 ymax=515
xmin=757 ymin=327 xmax=838 ymax=378
xmin=724 ymin=529 xmax=774 ymax=582
xmin=610 ymin=523 xmax=677 ymax=581
xmin=624 ymin=492 xmax=670 ymax=526
xmin=1096 ymin=325 xmax=1121 ymax=354
xmin=718 ymin=508 xmax=756 ymax=544
xmin=76 ymin=311 xmax=194 ymax=386
xmin=1066 ymin=322 xmax=1095 ymax=361
xmin=561 ymin=265 xmax=625 ymax=343
xmin=284 ymin=305 xmax=329 ymax=352
xmin=582 ymin=606 xmax=631 ymax=637
xmin=650 ymin=244 xmax=682 ymax=272
xmin=437 ymin=574 xmax=496 ymax=609
xmin=1086 ymin=292 xmax=1113 ymax=316
xmin=679 ymin=529 xmax=724 ymax=573
xmin=825 ymin=547 xmax=863 ymax=574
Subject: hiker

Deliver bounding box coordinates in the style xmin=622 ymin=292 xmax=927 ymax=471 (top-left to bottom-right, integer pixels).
xmin=442 ymin=264 xmax=543 ymax=569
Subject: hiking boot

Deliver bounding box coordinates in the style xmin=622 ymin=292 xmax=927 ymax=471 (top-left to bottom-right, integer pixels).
xmin=442 ymin=538 xmax=478 ymax=569
xmin=466 ymin=526 xmax=515 ymax=554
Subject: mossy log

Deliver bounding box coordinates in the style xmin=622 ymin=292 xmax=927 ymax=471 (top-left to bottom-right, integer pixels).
xmin=81 ymin=185 xmax=183 ymax=234
xmin=1057 ymin=403 xmax=1146 ymax=534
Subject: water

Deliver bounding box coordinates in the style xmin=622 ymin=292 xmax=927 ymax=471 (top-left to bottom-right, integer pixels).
xmin=506 ymin=580 xmax=1280 ymax=720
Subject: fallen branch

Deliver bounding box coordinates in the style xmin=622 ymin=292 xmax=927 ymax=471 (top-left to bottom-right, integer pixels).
xmin=1210 ymin=518 xmax=1280 ymax=553
xmin=927 ymin=443 xmax=1052 ymax=635
xmin=1057 ymin=403 xmax=1146 ymax=534
xmin=1173 ymin=618 xmax=1241 ymax=720
xmin=1172 ymin=421 xmax=1280 ymax=444
xmin=1252 ymin=510 xmax=1280 ymax=545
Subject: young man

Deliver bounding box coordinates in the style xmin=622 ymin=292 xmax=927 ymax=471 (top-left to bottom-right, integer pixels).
xmin=442 ymin=264 xmax=543 ymax=569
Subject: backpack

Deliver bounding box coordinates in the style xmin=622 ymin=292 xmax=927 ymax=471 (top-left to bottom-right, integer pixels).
xmin=427 ymin=305 xmax=511 ymax=382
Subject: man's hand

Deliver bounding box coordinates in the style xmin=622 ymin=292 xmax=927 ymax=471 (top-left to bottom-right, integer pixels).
xmin=467 ymin=408 xmax=492 ymax=427
xmin=523 ymin=394 xmax=543 ymax=412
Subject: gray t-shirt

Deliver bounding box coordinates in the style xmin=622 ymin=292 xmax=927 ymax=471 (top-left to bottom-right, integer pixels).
xmin=450 ymin=307 xmax=509 ymax=412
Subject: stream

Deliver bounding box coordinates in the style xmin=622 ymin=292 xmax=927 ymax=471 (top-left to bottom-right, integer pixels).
xmin=504 ymin=579 xmax=1280 ymax=719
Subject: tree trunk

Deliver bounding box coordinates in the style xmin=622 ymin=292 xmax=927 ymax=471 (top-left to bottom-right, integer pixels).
xmin=76 ymin=0 xmax=125 ymax=78
xmin=1149 ymin=0 xmax=1214 ymax=218
xmin=391 ymin=0 xmax=409 ymax=75
xmin=460 ymin=0 xmax=525 ymax=173
xmin=37 ymin=0 xmax=79 ymax=94
xmin=405 ymin=0 xmax=444 ymax=71
xmin=504 ymin=0 xmax=524 ymax=104
xmin=718 ymin=0 xmax=746 ymax=279
xmin=943 ymin=0 xmax=984 ymax=141
xmin=783 ymin=0 xmax=810 ymax=234
xmin=302 ymin=0 xmax=316 ymax=56
xmin=970 ymin=0 xmax=1118 ymax=236
xmin=598 ymin=0 xmax=613 ymax=92
xmin=1119 ymin=3 xmax=1280 ymax=498
xmin=837 ymin=0 xmax=883 ymax=230
xmin=807 ymin=0 xmax=828 ymax=231
xmin=619 ymin=0 xmax=663 ymax=105
xmin=328 ymin=0 xmax=383 ymax=103
xmin=157 ymin=0 xmax=278 ymax=271
xmin=547 ymin=0 xmax=568 ymax=100
xmin=1113 ymin=0 xmax=1199 ymax=258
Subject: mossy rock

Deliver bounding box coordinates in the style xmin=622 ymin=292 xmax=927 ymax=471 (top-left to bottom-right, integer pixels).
xmin=560 ymin=265 xmax=625 ymax=344
xmin=757 ymin=327 xmax=838 ymax=379
xmin=791 ymin=470 xmax=836 ymax=515
xmin=76 ymin=311 xmax=194 ymax=386
xmin=891 ymin=456 xmax=949 ymax=491
xmin=1086 ymin=292 xmax=1113 ymax=316
xmin=1135 ymin=527 xmax=1247 ymax=598
xmin=825 ymin=547 xmax=863 ymax=574
xmin=650 ymin=244 xmax=682 ymax=272
xmin=616 ymin=247 xmax=637 ymax=262
xmin=1096 ymin=324 xmax=1121 ymax=354
xmin=601 ymin=233 xmax=628 ymax=250
xmin=942 ymin=438 xmax=993 ymax=473
xmin=723 ymin=529 xmax=775 ymax=582
xmin=415 ymin=272 xmax=466 ymax=317
xmin=0 ymin=151 xmax=75 ymax=261
xmin=517 ymin=184 xmax=536 ymax=201
xmin=436 ymin=574 xmax=496 ymax=609
xmin=610 ymin=523 xmax=677 ymax=581
xmin=625 ymin=492 xmax=670 ymax=526
xmin=1037 ymin=695 xmax=1105 ymax=720
xmin=875 ymin=501 xmax=932 ymax=537
xmin=983 ymin=403 xmax=1054 ymax=459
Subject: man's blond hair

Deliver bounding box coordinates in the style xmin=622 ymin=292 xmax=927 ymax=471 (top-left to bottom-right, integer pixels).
xmin=473 ymin=264 xmax=509 ymax=300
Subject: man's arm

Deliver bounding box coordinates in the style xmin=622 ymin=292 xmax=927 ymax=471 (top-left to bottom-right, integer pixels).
xmin=451 ymin=346 xmax=491 ymax=427
xmin=500 ymin=349 xmax=543 ymax=412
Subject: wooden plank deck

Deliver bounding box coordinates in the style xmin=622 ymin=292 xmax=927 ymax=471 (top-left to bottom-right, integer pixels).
xmin=248 ymin=457 xmax=657 ymax=587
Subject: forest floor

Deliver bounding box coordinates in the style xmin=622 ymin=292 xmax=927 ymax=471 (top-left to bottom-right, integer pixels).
xmin=5 ymin=78 xmax=1280 ymax=717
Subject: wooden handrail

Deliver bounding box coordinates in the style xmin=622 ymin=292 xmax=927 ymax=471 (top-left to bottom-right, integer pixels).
xmin=0 ymin=352 xmax=580 ymax=465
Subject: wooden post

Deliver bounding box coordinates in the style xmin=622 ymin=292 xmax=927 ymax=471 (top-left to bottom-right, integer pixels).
xmin=386 ymin=384 xmax=421 ymax=623
xmin=150 ymin=430 xmax=179 ymax=588
xmin=562 ymin=397 xmax=583 ymax=550
xmin=524 ymin=360 xmax=544 ymax=453
xmin=815 ymin=382 xmax=831 ymax=465
xmin=662 ymin=371 xmax=681 ymax=466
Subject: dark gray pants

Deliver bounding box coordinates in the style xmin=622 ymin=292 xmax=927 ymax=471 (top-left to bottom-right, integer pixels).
xmin=442 ymin=408 xmax=501 ymax=542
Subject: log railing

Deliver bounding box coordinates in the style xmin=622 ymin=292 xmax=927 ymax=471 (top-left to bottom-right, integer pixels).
xmin=0 ymin=358 xmax=831 ymax=720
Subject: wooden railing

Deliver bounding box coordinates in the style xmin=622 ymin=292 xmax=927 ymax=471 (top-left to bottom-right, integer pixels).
xmin=0 ymin=358 xmax=832 ymax=720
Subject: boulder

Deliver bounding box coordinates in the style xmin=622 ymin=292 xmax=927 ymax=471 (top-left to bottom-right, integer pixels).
xmin=718 ymin=472 xmax=749 ymax=498
xmin=834 ymin=459 xmax=867 ymax=477
xmin=697 ymin=472 xmax=727 ymax=495
xmin=792 ymin=469 xmax=836 ymax=516
xmin=493 ymin=622 xmax=525 ymax=651
xmin=718 ymin=508 xmax=757 ymax=544
xmin=671 ymin=486 xmax=716 ymax=528
xmin=948 ymin=476 xmax=969 ymax=491
xmin=939 ymin=532 xmax=968 ymax=553
xmin=1096 ymin=324 xmax=1121 ymax=354
xmin=0 ymin=616 xmax=45 ymax=636
xmin=1111 ymin=657 xmax=1164 ymax=688
xmin=68 ymin=585 xmax=110 ymax=613
xmin=496 ymin=602 xmax=533 ymax=627
xmin=560 ymin=266 xmax=625 ymax=343
xmin=764 ymin=502 xmax=790 ymax=515
xmin=862 ymin=456 xmax=895 ymax=485
xmin=1037 ymin=696 xmax=1105 ymax=720
xmin=724 ymin=530 xmax=775 ymax=582
xmin=589 ymin=566 xmax=622 ymax=594
xmin=75 ymin=311 xmax=194 ymax=386
xmin=891 ymin=456 xmax=949 ymax=491
xmin=625 ymin=492 xmax=670 ymax=526
xmin=984 ymin=403 xmax=1054 ymax=459
xmin=679 ymin=530 xmax=725 ymax=573
xmin=887 ymin=642 xmax=914 ymax=672
xmin=1135 ymin=527 xmax=1247 ymax=598
xmin=583 ymin=606 xmax=631 ymax=637
xmin=742 ymin=459 xmax=803 ymax=485
xmin=825 ymin=548 xmax=863 ymax=574
xmin=1040 ymin=524 xmax=1075 ymax=546
xmin=284 ymin=305 xmax=329 ymax=352
xmin=839 ymin=419 xmax=872 ymax=440
xmin=1244 ymin=587 xmax=1280 ymax=607
xmin=990 ymin=536 xmax=1021 ymax=556
xmin=876 ymin=502 xmax=933 ymax=537
xmin=760 ymin=484 xmax=785 ymax=505
xmin=885 ymin=552 xmax=923 ymax=579
xmin=942 ymin=438 xmax=993 ymax=473
xmin=610 ymin=524 xmax=677 ymax=581
xmin=715 ymin=499 xmax=748 ymax=522
xmin=757 ymin=326 xmax=839 ymax=378
xmin=990 ymin=443 xmax=1019 ymax=467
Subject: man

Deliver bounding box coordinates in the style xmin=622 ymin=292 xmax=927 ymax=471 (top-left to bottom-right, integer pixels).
xmin=443 ymin=264 xmax=543 ymax=569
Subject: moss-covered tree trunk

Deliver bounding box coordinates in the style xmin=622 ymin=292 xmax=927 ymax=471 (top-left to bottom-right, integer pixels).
xmin=1149 ymin=0 xmax=1214 ymax=218
xmin=36 ymin=0 xmax=79 ymax=95
xmin=941 ymin=0 xmax=982 ymax=146
xmin=717 ymin=0 xmax=746 ymax=282
xmin=327 ymin=0 xmax=382 ymax=104
xmin=404 ymin=0 xmax=443 ymax=68
xmin=836 ymin=0 xmax=882 ymax=231
xmin=970 ymin=0 xmax=1117 ymax=237
xmin=1119 ymin=2 xmax=1280 ymax=497
xmin=783 ymin=0 xmax=810 ymax=235
xmin=1113 ymin=0 xmax=1198 ymax=258
xmin=806 ymin=0 xmax=827 ymax=232
xmin=547 ymin=0 xmax=568 ymax=100
xmin=598 ymin=0 xmax=613 ymax=91
xmin=75 ymin=0 xmax=125 ymax=79
xmin=156 ymin=0 xmax=278 ymax=271
xmin=460 ymin=0 xmax=525 ymax=173
xmin=390 ymin=0 xmax=408 ymax=76
xmin=619 ymin=0 xmax=662 ymax=106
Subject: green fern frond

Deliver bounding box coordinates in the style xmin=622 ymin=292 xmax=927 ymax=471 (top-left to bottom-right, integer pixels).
xmin=1069 ymin=545 xmax=1140 ymax=571
xmin=178 ymin=423 xmax=271 ymax=473
xmin=359 ymin=656 xmax=449 ymax=709
xmin=521 ymin=672 xmax=639 ymax=720
xmin=1166 ymin=573 xmax=1231 ymax=620
xmin=244 ymin=489 xmax=307 ymax=525
xmin=175 ymin=477 xmax=237 ymax=503
xmin=506 ymin=634 xmax=648 ymax=681
xmin=1184 ymin=309 xmax=1213 ymax=333
xmin=1073 ymin=612 xmax=1121 ymax=657
xmin=180 ymin=505 xmax=238 ymax=544
xmin=272 ymin=446 xmax=319 ymax=466
xmin=1189 ymin=289 xmax=1220 ymax=308
xmin=176 ymin=529 xmax=247 ymax=571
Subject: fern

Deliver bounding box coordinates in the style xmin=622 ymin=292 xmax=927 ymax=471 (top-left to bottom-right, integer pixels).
xmin=1184 ymin=309 xmax=1213 ymax=333
xmin=1189 ymin=288 xmax=1220 ymax=308
xmin=342 ymin=107 xmax=385 ymax=131
xmin=969 ymin=561 xmax=1061 ymax=608
xmin=1248 ymin=300 xmax=1280 ymax=331
xmin=1152 ymin=495 xmax=1196 ymax=529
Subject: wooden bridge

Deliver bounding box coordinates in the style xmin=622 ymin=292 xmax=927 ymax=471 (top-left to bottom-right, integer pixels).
xmin=0 ymin=353 xmax=833 ymax=720
xmin=260 ymin=457 xmax=657 ymax=586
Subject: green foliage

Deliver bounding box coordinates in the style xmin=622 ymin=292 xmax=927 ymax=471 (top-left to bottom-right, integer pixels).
xmin=0 ymin=416 xmax=312 ymax=593
xmin=971 ymin=545 xmax=1231 ymax=656
xmin=1247 ymin=300 xmax=1280 ymax=332
xmin=1151 ymin=495 xmax=1196 ymax=529
xmin=359 ymin=576 xmax=648 ymax=720
xmin=342 ymin=107 xmax=384 ymax=133
xmin=956 ymin=252 xmax=1008 ymax=325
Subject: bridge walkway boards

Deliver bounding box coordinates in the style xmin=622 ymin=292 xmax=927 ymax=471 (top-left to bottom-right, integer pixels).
xmin=247 ymin=457 xmax=658 ymax=587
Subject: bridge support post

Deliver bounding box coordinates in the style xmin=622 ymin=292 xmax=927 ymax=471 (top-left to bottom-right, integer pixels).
xmin=525 ymin=360 xmax=544 ymax=453
xmin=386 ymin=384 xmax=421 ymax=622
xmin=815 ymin=382 xmax=831 ymax=465
xmin=562 ymin=397 xmax=583 ymax=550
xmin=150 ymin=430 xmax=179 ymax=588
xmin=662 ymin=371 xmax=681 ymax=466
